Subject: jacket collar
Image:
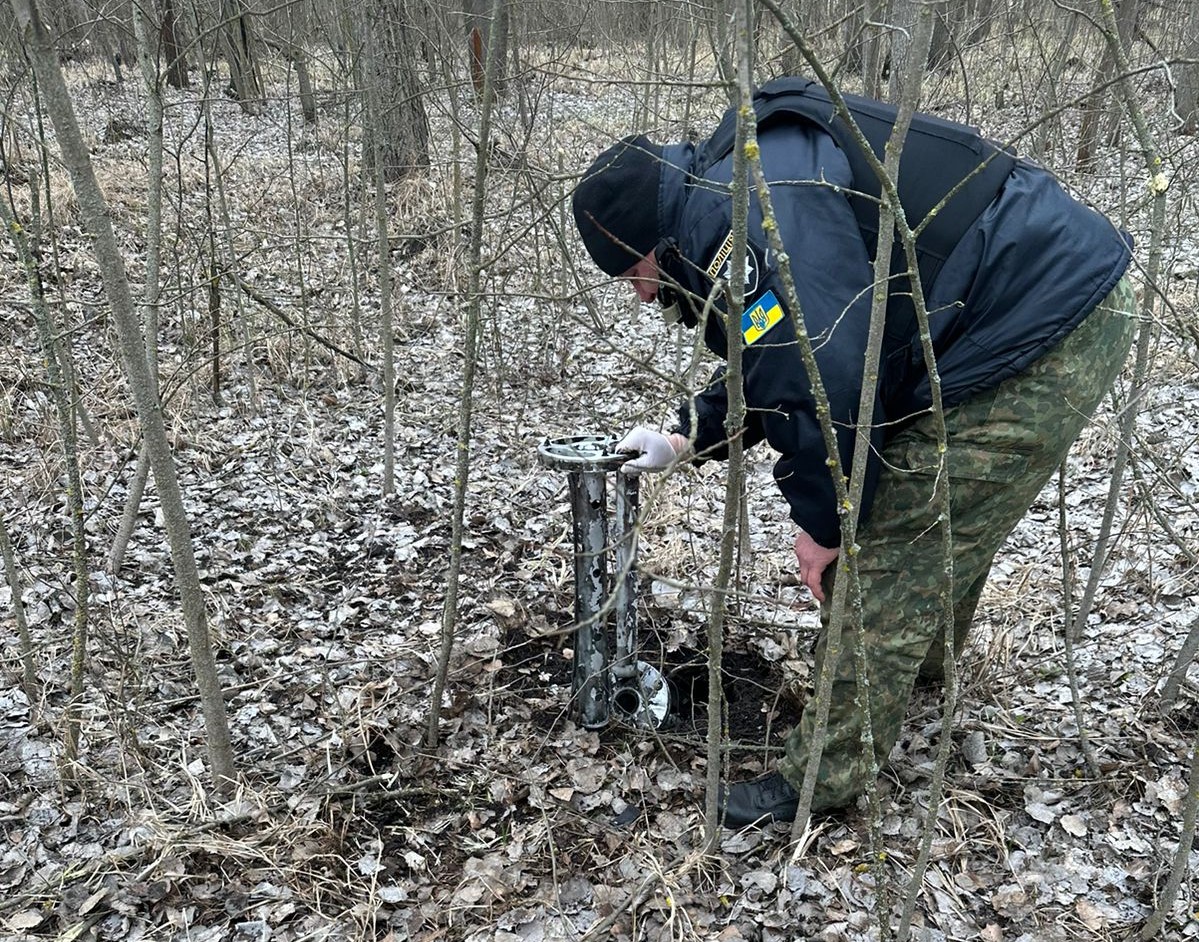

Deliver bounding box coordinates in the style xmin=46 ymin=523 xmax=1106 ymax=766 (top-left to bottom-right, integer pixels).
xmin=657 ymin=142 xmax=694 ymax=240
xmin=653 ymin=143 xmax=704 ymax=326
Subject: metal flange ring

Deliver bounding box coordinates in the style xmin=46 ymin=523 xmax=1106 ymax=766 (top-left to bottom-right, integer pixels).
xmin=537 ymin=434 xmax=629 ymax=472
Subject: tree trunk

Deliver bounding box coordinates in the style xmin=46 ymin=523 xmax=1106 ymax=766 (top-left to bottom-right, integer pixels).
xmin=1076 ymin=0 xmax=1138 ymax=172
xmin=159 ymin=0 xmax=190 ymax=88
xmin=926 ymin=6 xmax=953 ymax=72
xmin=131 ymin=0 xmax=165 ymax=396
xmin=109 ymin=450 xmax=150 ymax=574
xmin=113 ymin=0 xmax=169 ymax=576
xmin=1141 ymin=726 xmax=1199 ymax=939
xmin=279 ymin=4 xmax=316 ymax=124
xmin=1 ymin=195 xmax=91 ymax=763
xmin=964 ymin=0 xmax=995 ymax=45
xmin=1162 ymin=614 xmax=1199 ymax=709
xmin=372 ymin=113 xmax=396 ymax=495
xmin=188 ymin=21 xmax=260 ymax=407
xmin=221 ymin=0 xmax=263 ymax=114
xmin=292 ymin=45 xmax=317 ymax=124
xmin=1175 ymin=0 xmax=1199 ymax=132
xmin=775 ymin=0 xmax=809 ymax=74
xmin=707 ymin=0 xmax=755 ymax=849
xmin=860 ymin=0 xmax=887 ymax=98
xmin=464 ymin=0 xmax=508 ymax=98
xmin=362 ymin=0 xmax=429 ymax=182
xmin=1100 ymin=0 xmax=1139 ymax=142
xmin=1034 ymin=8 xmax=1081 ymax=159
xmin=888 ymin=0 xmax=917 ymax=103
xmin=9 ymin=0 xmax=238 ymax=792
xmin=426 ymin=0 xmax=506 ymax=749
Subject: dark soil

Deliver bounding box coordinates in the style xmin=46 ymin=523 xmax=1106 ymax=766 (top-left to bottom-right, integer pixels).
xmin=496 ymin=615 xmax=802 ymax=747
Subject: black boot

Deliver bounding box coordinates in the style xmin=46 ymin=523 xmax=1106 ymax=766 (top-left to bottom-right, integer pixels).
xmin=720 ymin=771 xmax=800 ymax=828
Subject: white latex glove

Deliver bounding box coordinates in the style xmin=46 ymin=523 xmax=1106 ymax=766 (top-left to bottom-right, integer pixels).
xmin=616 ymin=426 xmax=677 ymax=473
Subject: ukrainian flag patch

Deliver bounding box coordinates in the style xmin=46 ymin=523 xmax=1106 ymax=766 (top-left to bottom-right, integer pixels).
xmin=742 ymin=290 xmax=784 ymax=345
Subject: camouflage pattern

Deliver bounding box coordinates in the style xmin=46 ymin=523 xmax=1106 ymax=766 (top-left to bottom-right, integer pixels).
xmin=777 ymin=277 xmax=1137 ymax=811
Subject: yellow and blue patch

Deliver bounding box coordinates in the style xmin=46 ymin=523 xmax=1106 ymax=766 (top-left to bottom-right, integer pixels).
xmin=742 ymin=290 xmax=784 ymax=345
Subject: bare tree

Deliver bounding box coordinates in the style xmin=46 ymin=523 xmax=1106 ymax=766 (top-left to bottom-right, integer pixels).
xmin=860 ymin=0 xmax=889 ymax=98
xmin=370 ymin=101 xmax=396 ymax=496
xmin=192 ymin=27 xmax=260 ymax=405
xmin=888 ymin=0 xmax=918 ymax=103
xmin=111 ymin=0 xmax=169 ymax=577
xmin=463 ymin=0 xmax=508 ymax=99
xmin=360 ymin=0 xmax=429 ymax=181
xmin=1032 ymin=5 xmax=1082 ymax=159
xmin=157 ymin=0 xmax=190 ymax=88
xmin=1141 ymin=727 xmax=1199 ymax=938
xmin=0 ymin=191 xmax=91 ymax=762
xmin=1162 ymin=614 xmax=1199 ymax=708
xmin=258 ymin=9 xmax=318 ymax=125
xmin=1076 ymin=0 xmax=1138 ymax=173
xmin=427 ymin=0 xmax=505 ymax=748
xmin=221 ymin=0 xmax=264 ymax=113
xmin=1175 ymin=0 xmax=1199 ymax=133
xmin=289 ymin=44 xmax=317 ymax=125
xmin=702 ymin=0 xmax=753 ymax=850
xmin=9 ymin=0 xmax=238 ymax=791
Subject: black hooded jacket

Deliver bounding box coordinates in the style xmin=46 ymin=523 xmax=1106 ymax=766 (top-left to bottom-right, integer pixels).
xmin=656 ymin=119 xmax=1132 ymax=548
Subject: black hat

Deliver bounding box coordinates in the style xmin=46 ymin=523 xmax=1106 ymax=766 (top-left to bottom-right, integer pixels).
xmin=572 ymin=135 xmax=664 ymax=276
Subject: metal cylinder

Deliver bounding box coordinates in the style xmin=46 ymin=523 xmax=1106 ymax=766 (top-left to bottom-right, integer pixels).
xmin=539 ymin=434 xmax=664 ymax=730
xmin=611 ymin=470 xmax=669 ymax=730
xmin=611 ymin=683 xmax=644 ymax=720
xmin=612 ymin=472 xmax=639 ymax=681
xmin=568 ymin=469 xmax=610 ymax=728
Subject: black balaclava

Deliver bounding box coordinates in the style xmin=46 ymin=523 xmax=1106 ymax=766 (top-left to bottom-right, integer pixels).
xmin=572 ymin=134 xmax=664 ymax=276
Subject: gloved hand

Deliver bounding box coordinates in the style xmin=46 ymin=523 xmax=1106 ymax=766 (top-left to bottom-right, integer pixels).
xmin=616 ymin=426 xmax=677 ymax=473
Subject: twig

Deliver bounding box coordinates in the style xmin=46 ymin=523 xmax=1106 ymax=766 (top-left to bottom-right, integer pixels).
xmin=1161 ymin=614 xmax=1199 ymax=711
xmin=234 ymin=274 xmax=371 ymax=369
xmin=1059 ymin=465 xmax=1102 ymax=778
xmin=0 ymin=510 xmax=38 ymax=704
xmin=579 ymin=849 xmax=693 ymax=942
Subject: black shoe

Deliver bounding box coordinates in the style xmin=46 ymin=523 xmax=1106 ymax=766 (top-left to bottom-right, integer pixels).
xmin=720 ymin=771 xmax=800 ymax=828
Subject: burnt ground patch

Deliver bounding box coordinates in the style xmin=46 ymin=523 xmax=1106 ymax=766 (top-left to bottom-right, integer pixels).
xmin=496 ymin=619 xmax=803 ymax=749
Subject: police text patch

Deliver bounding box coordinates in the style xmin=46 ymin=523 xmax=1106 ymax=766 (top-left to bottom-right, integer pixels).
xmin=706 ymin=231 xmax=764 ymax=297
xmin=706 ymin=230 xmax=734 ymax=281
xmin=742 ymin=290 xmax=784 ymax=345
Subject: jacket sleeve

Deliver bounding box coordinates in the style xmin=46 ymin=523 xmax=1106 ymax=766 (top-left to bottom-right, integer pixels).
xmin=683 ymin=121 xmax=887 ymax=548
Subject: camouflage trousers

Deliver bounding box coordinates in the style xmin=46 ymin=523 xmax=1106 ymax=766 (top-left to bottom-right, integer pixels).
xmin=776 ymin=276 xmax=1137 ymax=811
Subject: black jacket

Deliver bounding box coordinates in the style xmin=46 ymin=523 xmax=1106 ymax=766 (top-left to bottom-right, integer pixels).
xmin=658 ymin=119 xmax=1132 ymax=548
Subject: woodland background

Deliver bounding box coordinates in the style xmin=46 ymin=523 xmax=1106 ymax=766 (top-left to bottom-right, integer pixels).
xmin=1 ymin=0 xmax=1199 ymax=940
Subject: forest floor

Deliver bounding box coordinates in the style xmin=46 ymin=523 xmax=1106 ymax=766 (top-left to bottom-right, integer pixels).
xmin=2 ymin=46 xmax=1199 ymax=942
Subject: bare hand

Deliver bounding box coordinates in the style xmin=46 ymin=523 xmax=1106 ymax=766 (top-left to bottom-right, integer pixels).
xmin=793 ymin=531 xmax=840 ymax=603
